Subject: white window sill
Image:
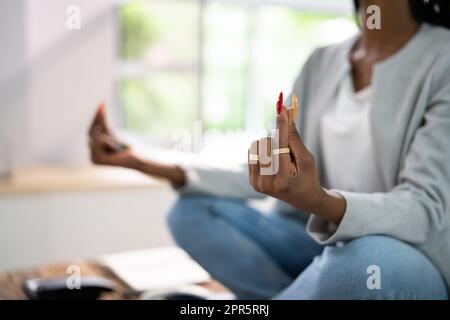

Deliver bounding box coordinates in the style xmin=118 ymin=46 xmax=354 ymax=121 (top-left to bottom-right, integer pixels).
xmin=0 ymin=166 xmax=167 ymax=196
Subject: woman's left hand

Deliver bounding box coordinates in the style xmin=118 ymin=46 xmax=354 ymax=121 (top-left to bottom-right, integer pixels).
xmin=248 ymin=106 xmax=346 ymax=224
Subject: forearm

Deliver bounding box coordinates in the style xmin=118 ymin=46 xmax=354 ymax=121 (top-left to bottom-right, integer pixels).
xmin=129 ymin=157 xmax=186 ymax=187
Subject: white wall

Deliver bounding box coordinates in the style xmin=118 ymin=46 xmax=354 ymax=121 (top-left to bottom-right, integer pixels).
xmin=0 ymin=0 xmax=28 ymax=166
xmin=0 ymin=186 xmax=176 ymax=271
xmin=0 ymin=0 xmax=118 ymax=167
xmin=0 ymin=1 xmax=179 ymax=271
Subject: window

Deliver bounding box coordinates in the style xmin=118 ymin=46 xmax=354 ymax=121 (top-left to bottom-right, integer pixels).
xmin=117 ymin=0 xmax=357 ymax=147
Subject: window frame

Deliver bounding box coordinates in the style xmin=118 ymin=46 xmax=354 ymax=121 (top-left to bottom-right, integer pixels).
xmin=114 ymin=0 xmax=354 ymax=134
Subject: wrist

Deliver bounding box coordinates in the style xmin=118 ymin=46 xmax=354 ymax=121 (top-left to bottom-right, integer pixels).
xmin=306 ymin=188 xmax=330 ymax=214
xmin=313 ymin=189 xmax=346 ymax=225
xmin=129 ymin=157 xmax=186 ymax=187
xmin=283 ymin=187 xmax=326 ymax=214
xmin=127 ymin=155 xmax=143 ymax=170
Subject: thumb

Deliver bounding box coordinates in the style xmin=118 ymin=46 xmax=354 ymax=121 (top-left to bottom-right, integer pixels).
xmin=288 ymin=122 xmax=301 ymax=175
xmin=288 ymin=121 xmax=314 ymax=175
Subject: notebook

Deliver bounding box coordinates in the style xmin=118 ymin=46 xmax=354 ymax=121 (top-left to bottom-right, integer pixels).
xmin=99 ymin=246 xmax=211 ymax=292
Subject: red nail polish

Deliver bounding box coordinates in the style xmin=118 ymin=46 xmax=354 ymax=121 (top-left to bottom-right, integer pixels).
xmin=276 ymin=92 xmax=283 ymax=115
xmin=98 ymin=102 xmax=105 ymax=113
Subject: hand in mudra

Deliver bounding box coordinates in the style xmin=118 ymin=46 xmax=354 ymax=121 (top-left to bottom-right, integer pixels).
xmin=88 ymin=103 xmax=136 ymax=168
xmin=248 ymin=104 xmax=325 ymax=213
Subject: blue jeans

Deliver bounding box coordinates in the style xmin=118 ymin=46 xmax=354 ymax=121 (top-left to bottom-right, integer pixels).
xmin=167 ymin=195 xmax=448 ymax=300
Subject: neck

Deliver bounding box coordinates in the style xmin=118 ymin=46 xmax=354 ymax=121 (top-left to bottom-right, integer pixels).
xmin=357 ymin=0 xmax=419 ymax=52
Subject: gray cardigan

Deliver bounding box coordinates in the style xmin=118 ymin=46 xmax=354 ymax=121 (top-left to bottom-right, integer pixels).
xmin=177 ymin=23 xmax=450 ymax=287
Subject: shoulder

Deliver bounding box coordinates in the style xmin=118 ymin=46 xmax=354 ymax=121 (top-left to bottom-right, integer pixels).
xmin=314 ymin=35 xmax=357 ymax=59
xmin=425 ymin=25 xmax=450 ymax=91
xmin=420 ymin=24 xmax=450 ymax=63
xmin=312 ymin=34 xmax=359 ymax=63
xmin=302 ymin=34 xmax=357 ymax=77
xmin=297 ymin=34 xmax=356 ymax=80
xmin=425 ymin=23 xmax=450 ymax=45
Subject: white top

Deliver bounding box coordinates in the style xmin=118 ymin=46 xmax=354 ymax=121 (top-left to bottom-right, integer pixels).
xmin=320 ymin=72 xmax=383 ymax=193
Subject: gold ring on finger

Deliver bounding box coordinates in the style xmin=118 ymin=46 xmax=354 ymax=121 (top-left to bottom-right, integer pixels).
xmin=272 ymin=148 xmax=290 ymax=156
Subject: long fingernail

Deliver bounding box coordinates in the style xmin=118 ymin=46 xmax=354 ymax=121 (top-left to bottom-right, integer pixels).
xmin=98 ymin=102 xmax=105 ymax=112
xmin=292 ymin=94 xmax=298 ymax=120
xmin=276 ymin=92 xmax=283 ymax=115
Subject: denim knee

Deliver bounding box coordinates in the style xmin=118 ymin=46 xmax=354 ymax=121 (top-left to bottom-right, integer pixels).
xmin=298 ymin=235 xmax=447 ymax=299
xmin=167 ymin=195 xmax=215 ymax=242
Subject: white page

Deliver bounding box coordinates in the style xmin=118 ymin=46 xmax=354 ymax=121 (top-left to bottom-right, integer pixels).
xmin=99 ymin=246 xmax=211 ymax=292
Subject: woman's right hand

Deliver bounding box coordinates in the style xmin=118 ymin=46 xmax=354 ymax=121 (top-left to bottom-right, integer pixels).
xmin=88 ymin=104 xmax=186 ymax=186
xmin=88 ymin=104 xmax=138 ymax=169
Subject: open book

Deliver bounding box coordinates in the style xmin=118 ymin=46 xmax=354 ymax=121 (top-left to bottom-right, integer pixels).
xmin=99 ymin=246 xmax=211 ymax=292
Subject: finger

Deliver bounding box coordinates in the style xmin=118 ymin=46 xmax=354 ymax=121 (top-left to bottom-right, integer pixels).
xmin=248 ymin=140 xmax=259 ymax=187
xmin=292 ymin=94 xmax=298 ymax=121
xmin=276 ymin=106 xmax=289 ymax=148
xmin=287 ymin=106 xmax=294 ymax=125
xmin=274 ymin=106 xmax=291 ymax=178
xmin=94 ymin=134 xmax=119 ymax=153
xmin=90 ymin=139 xmax=110 ymax=165
xmin=89 ymin=102 xmax=109 ymax=137
xmin=257 ymin=137 xmax=272 ymax=169
xmin=290 ymin=122 xmax=309 ymax=150
xmin=288 ymin=122 xmax=314 ymax=173
xmin=287 ymin=122 xmax=300 ymax=174
xmin=89 ymin=105 xmax=102 ymax=133
xmin=96 ymin=102 xmax=109 ymax=129
xmin=289 ymin=160 xmax=299 ymax=177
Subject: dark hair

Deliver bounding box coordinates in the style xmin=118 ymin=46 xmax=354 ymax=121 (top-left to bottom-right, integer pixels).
xmin=353 ymin=0 xmax=450 ymax=29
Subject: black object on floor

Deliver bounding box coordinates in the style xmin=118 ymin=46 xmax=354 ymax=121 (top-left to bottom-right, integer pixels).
xmin=22 ymin=276 xmax=115 ymax=300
